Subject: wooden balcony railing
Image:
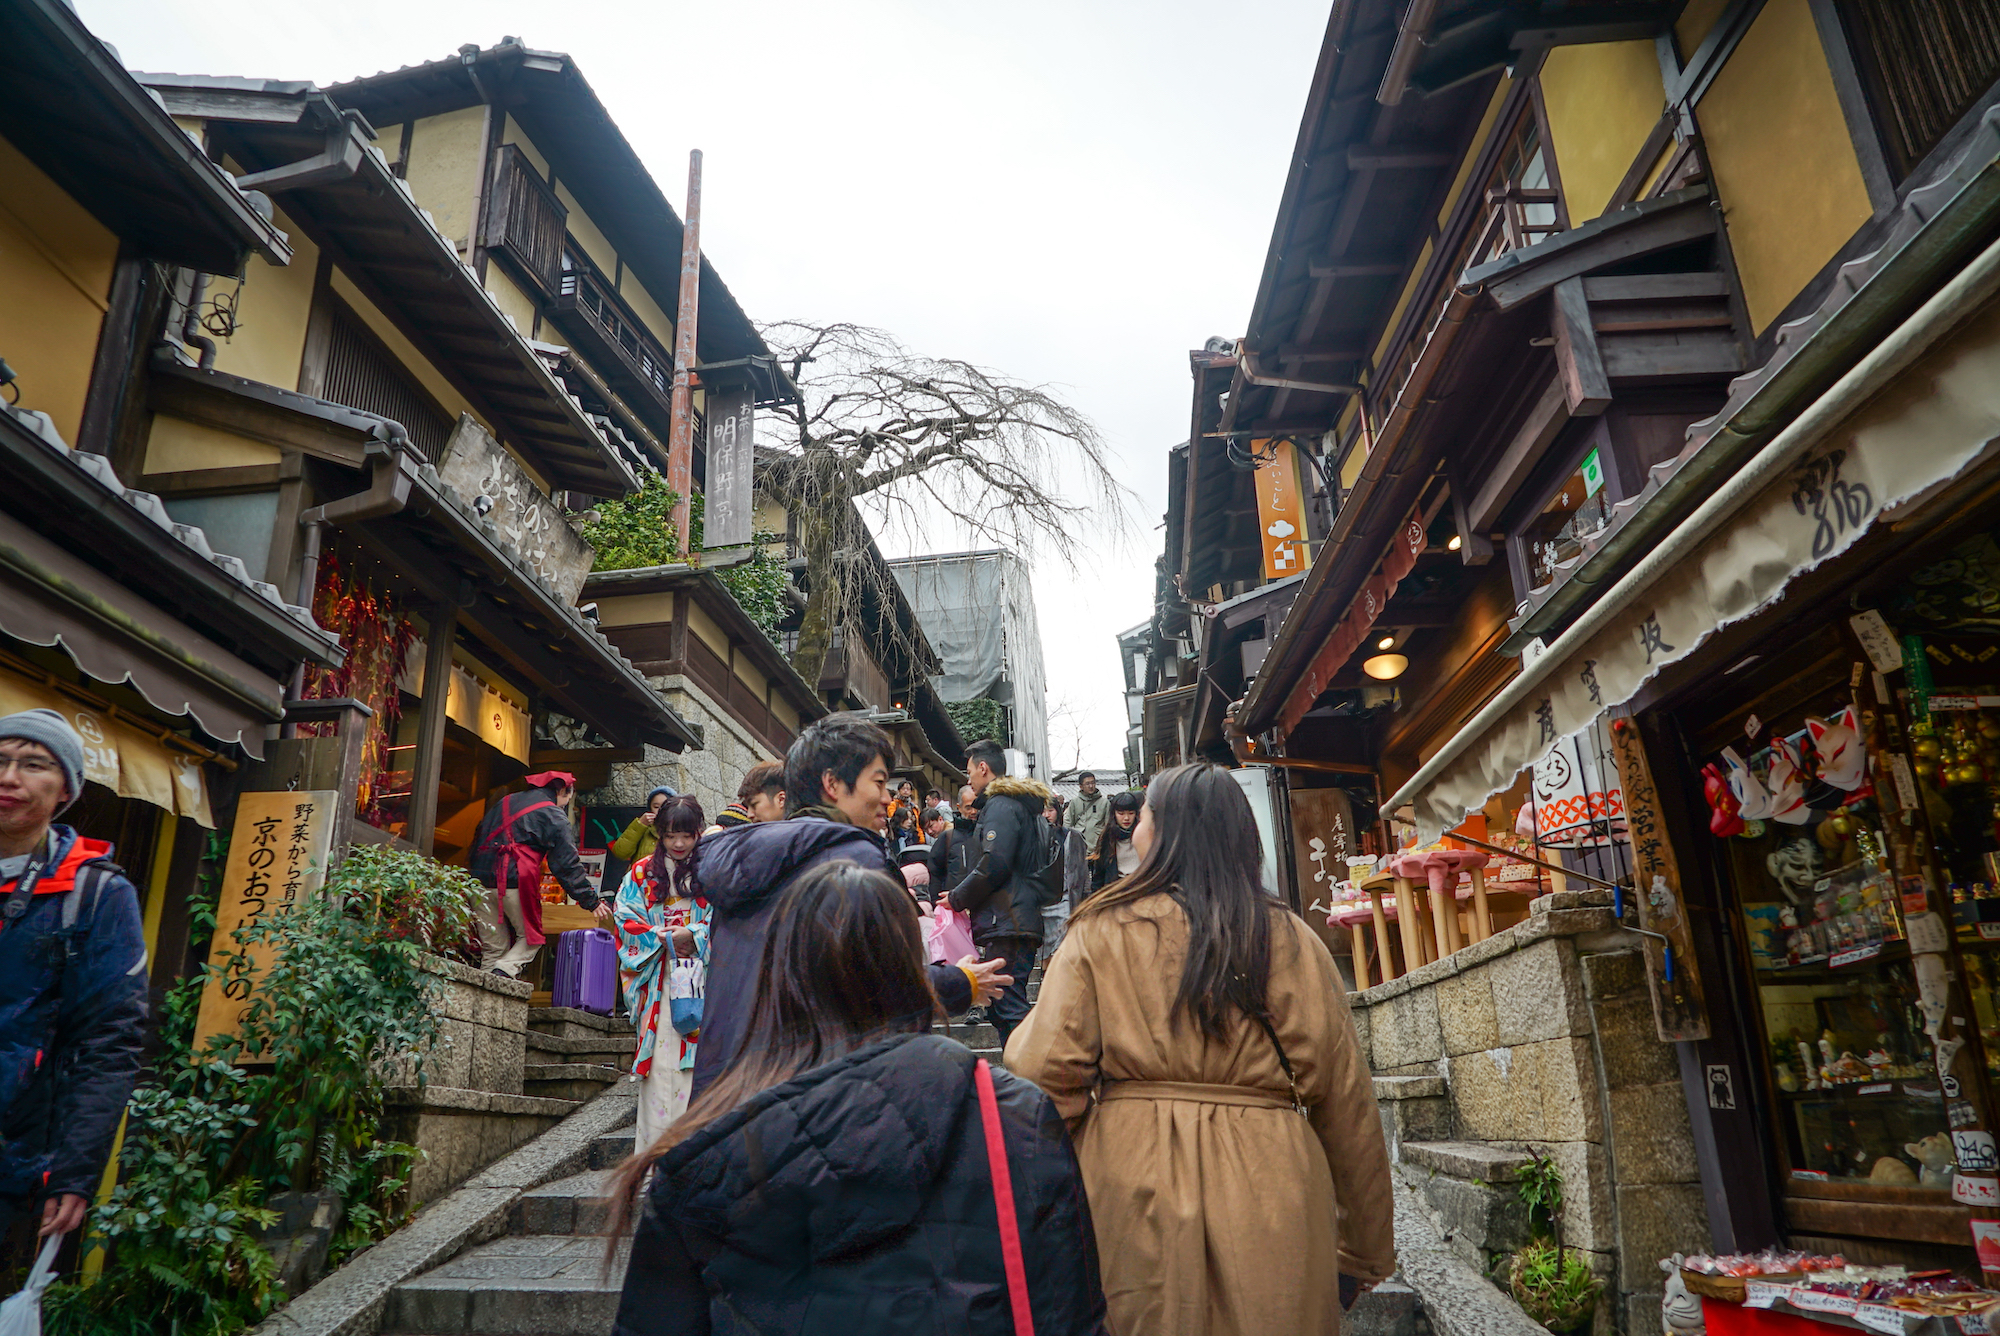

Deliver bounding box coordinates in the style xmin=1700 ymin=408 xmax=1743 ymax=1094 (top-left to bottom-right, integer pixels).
xmin=552 ymin=251 xmax=676 ymax=430
xmin=483 ymin=145 xmax=567 ymax=297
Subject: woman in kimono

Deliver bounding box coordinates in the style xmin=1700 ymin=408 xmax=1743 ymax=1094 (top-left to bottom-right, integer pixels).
xmin=615 ymin=794 xmax=712 ymax=1151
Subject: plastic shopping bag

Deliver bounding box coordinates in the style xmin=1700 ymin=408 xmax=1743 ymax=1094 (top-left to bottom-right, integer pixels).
xmin=933 ymin=907 xmax=975 ymax=964
xmin=0 ymin=1235 xmax=61 ymax=1336
xmin=668 ymin=956 xmax=705 ymax=1037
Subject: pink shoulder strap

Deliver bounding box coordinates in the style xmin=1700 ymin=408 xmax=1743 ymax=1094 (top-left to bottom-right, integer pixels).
xmin=975 ymin=1058 xmax=1035 ymax=1336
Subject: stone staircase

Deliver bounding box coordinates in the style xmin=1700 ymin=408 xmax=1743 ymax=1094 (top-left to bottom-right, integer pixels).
xmin=524 ymin=1007 xmax=635 ymax=1102
xmin=383 ymin=1126 xmax=635 ymax=1335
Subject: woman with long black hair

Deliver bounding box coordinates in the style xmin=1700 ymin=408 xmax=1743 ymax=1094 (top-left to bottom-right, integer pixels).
xmin=613 ymin=794 xmax=709 ymax=1150
xmin=1008 ymin=762 xmax=1394 ymax=1336
xmin=610 ymin=860 xmax=1107 ymax=1336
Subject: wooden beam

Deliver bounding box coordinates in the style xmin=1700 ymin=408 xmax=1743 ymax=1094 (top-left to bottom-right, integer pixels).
xmin=1598 ymin=330 xmax=1744 ymax=380
xmin=1445 ymin=459 xmax=1496 ymax=566
xmin=1275 ymin=343 xmax=1366 ymax=362
xmin=1308 ymin=259 xmax=1405 ymax=279
xmin=1346 ymin=147 xmax=1456 ymax=171
xmin=1484 ymin=202 xmax=1718 ymax=310
xmin=1551 ymin=277 xmax=1611 ymax=416
xmin=138 ymin=463 xmax=284 ymax=496
xmin=405 ymin=600 xmax=459 ymax=855
xmin=1581 ymin=272 xmax=1729 ymax=302
xmin=1468 ymin=377 xmax=1568 ymax=532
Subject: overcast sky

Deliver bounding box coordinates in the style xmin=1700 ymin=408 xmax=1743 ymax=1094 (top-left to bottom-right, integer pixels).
xmin=87 ymin=0 xmax=1327 ymax=769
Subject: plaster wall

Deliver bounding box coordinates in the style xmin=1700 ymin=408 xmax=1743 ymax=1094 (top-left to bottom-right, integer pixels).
xmin=500 ymin=116 xmax=549 ymax=182
xmin=484 ymin=263 xmax=539 ymax=338
xmin=0 ymin=132 xmax=117 ymax=445
xmin=1540 ymin=41 xmax=1667 ymax=224
xmin=402 ymin=106 xmax=488 ymax=254
xmin=206 ymin=205 xmax=320 ymax=390
xmin=555 ymin=183 xmax=617 ymax=278
xmin=144 ymin=414 xmax=283 ymax=472
xmin=618 ymin=272 xmax=676 ymax=351
xmin=1699 ymin=0 xmax=1874 ymax=332
xmin=686 ymin=599 xmax=731 ymax=659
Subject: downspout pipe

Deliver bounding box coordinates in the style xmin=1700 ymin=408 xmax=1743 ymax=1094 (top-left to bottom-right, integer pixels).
xmin=180 ymin=272 xmax=215 ymax=371
xmin=1386 ymin=228 xmax=2000 ymax=828
xmin=286 ymin=424 xmax=419 ymax=719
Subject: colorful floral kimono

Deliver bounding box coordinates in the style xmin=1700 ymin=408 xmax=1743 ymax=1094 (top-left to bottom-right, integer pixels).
xmin=613 ymin=856 xmax=710 ymax=1082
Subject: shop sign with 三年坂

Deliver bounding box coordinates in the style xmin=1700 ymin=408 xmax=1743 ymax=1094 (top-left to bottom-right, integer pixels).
xmin=191 ymin=790 xmax=338 ymax=1055
xmin=1254 ymin=439 xmax=1308 ymax=581
xmin=1607 ymin=714 xmax=1708 ymax=1041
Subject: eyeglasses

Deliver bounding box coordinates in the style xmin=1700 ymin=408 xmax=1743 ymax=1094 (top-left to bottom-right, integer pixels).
xmin=0 ymin=756 xmax=59 ymax=778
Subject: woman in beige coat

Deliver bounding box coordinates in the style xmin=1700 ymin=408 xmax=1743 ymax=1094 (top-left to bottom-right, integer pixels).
xmin=1007 ymin=762 xmax=1395 ymax=1336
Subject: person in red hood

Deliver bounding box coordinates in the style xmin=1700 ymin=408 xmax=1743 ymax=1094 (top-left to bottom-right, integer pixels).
xmin=468 ymin=770 xmax=609 ymax=978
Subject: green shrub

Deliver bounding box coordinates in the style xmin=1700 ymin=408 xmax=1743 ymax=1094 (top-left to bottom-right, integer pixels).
xmin=576 ymin=479 xmax=790 ymax=641
xmin=1505 ymin=1151 xmax=1598 ymax=1334
xmin=49 ymin=847 xmax=485 ymax=1335
xmin=945 ymin=698 xmax=1008 ymax=746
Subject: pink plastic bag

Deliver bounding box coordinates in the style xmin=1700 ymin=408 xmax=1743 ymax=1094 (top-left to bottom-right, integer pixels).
xmin=926 ymin=906 xmax=976 ymax=964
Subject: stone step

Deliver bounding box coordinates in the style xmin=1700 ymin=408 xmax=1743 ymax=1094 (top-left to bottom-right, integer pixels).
xmin=508 ymin=1168 xmax=617 ymax=1236
xmin=589 ymin=1130 xmax=638 ymax=1171
xmin=528 ymin=1006 xmax=635 ymax=1042
xmin=523 ymin=1064 xmax=625 ymax=1103
xmin=1400 ymin=1140 xmax=1533 ymax=1185
xmin=527 ymin=1029 xmax=636 ymax=1072
xmin=1346 ymin=1279 xmax=1430 ymax=1336
xmin=384 ymin=1235 xmax=628 ymax=1335
xmin=1374 ymin=1075 xmax=1447 ymax=1101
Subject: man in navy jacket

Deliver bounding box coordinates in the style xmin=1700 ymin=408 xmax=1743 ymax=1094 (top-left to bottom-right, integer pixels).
xmin=689 ymin=716 xmax=1009 ymax=1100
xmin=0 ymin=709 xmax=147 ymax=1246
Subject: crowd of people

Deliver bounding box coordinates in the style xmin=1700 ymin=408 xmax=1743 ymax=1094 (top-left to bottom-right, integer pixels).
xmin=595 ymin=714 xmax=1394 ymax=1336
xmin=0 ymin=701 xmax=1391 ymax=1336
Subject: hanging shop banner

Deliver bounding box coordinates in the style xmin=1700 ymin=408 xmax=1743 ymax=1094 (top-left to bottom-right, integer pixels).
xmin=1606 ymin=714 xmax=1708 ymax=1041
xmin=1276 ymin=511 xmax=1428 ymax=736
xmin=1408 ymin=299 xmax=2000 ymax=843
xmin=1255 ymin=439 xmax=1309 ymax=581
xmin=191 ymin=789 xmax=339 ymax=1056
xmin=0 ymin=668 xmax=214 ymax=824
xmin=402 ymin=644 xmax=532 ymax=763
xmin=1530 ymin=729 xmax=1623 ymax=845
xmin=704 ymin=383 xmax=757 ymax=550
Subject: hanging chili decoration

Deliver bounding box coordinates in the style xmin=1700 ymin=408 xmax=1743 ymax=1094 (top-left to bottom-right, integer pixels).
xmin=298 ymin=545 xmax=415 ymax=828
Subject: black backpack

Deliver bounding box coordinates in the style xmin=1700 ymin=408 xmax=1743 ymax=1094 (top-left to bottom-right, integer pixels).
xmin=1031 ymin=822 xmax=1067 ymax=909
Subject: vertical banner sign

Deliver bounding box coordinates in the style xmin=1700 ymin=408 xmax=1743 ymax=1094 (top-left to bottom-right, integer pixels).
xmin=1289 ymin=786 xmax=1356 ymax=967
xmin=1605 ymin=716 xmax=1710 ymax=1041
xmin=1254 ymin=439 xmax=1308 ymax=581
xmin=192 ymin=791 xmax=339 ymax=1055
xmin=704 ymin=383 xmax=756 ymax=550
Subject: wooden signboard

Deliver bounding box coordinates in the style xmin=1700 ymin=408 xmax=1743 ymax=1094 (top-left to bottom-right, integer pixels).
xmin=703 ymin=383 xmax=756 ymax=549
xmin=1606 ymin=716 xmax=1710 ymax=1041
xmin=192 ymin=790 xmax=339 ymax=1055
xmin=437 ymin=415 xmax=596 ymax=602
xmin=1289 ymin=785 xmax=1356 ymax=971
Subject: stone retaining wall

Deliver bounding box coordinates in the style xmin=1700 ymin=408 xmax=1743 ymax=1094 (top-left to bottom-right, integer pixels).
xmin=1352 ymin=891 xmax=1712 ymax=1336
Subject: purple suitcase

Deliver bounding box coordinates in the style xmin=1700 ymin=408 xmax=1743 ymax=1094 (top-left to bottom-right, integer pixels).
xmin=553 ymin=928 xmax=618 ymax=1015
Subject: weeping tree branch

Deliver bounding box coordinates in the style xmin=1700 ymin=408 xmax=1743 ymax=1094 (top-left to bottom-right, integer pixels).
xmin=756 ymin=320 xmax=1134 ymax=689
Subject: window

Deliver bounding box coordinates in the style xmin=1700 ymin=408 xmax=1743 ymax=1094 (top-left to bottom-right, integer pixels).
xmin=1841 ymin=0 xmax=2000 ymax=181
xmin=1474 ymin=117 xmax=1562 ymax=265
xmin=1519 ymin=447 xmax=1612 ymax=591
xmin=317 ymin=298 xmax=454 ymax=461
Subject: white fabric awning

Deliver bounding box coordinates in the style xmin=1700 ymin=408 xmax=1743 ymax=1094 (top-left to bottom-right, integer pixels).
xmin=1395 ymin=245 xmax=2000 ymax=843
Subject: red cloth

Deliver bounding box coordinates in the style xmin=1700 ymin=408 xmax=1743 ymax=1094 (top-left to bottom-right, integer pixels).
xmin=1702 ymin=1299 xmax=1827 ymax=1336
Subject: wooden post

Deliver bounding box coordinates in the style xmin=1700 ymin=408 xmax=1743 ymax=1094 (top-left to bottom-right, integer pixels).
xmin=1392 ymin=875 xmax=1423 ymax=973
xmin=1369 ymin=886 xmax=1396 ymax=982
xmin=1349 ymin=922 xmax=1371 ymax=988
xmin=1436 ymin=876 xmax=1461 ymax=956
xmin=405 ymin=602 xmax=459 ymax=854
xmin=1469 ymin=866 xmax=1492 ymax=941
xmin=667 ymin=150 xmax=703 ymax=558
xmin=1607 ymin=712 xmax=1710 ymax=1041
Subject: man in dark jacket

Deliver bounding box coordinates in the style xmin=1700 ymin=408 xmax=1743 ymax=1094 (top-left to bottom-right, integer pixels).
xmin=0 ymin=710 xmax=147 ymax=1248
xmin=924 ymin=783 xmax=979 ymax=892
xmin=468 ymin=770 xmax=607 ymax=979
xmin=948 ymin=740 xmax=1054 ymax=1048
xmin=690 ymin=716 xmax=1007 ymax=1099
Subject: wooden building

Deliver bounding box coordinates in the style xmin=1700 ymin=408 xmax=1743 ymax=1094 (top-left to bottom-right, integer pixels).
xmin=1167 ymin=0 xmax=2000 ymax=1302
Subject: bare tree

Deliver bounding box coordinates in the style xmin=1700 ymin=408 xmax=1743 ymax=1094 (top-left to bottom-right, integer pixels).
xmin=757 ymin=320 xmax=1132 ymax=687
xmin=1046 ymin=694 xmax=1087 ymax=774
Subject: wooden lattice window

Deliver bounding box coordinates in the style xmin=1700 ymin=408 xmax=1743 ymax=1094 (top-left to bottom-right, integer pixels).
xmin=484 ymin=144 xmax=568 ymax=296
xmin=316 ymin=298 xmax=454 ymax=461
xmin=1841 ymin=0 xmax=2000 ymax=180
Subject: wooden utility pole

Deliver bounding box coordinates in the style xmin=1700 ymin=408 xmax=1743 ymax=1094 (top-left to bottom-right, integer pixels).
xmin=668 ymin=149 xmax=702 ymax=557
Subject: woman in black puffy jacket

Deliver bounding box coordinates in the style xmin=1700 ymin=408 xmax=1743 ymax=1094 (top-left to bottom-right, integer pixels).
xmin=609 ymin=860 xmax=1107 ymax=1336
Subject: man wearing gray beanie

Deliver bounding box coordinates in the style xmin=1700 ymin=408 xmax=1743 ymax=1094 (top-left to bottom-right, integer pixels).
xmin=0 ymin=707 xmax=148 ymax=1257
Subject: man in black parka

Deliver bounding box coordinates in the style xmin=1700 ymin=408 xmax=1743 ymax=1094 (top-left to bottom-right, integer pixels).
xmin=948 ymin=740 xmax=1055 ymax=1048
